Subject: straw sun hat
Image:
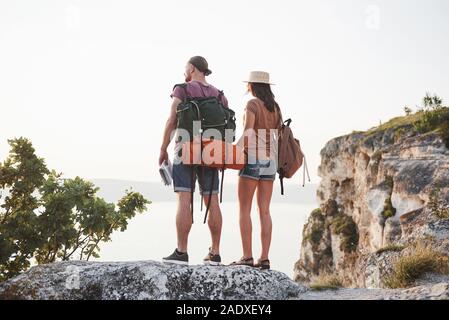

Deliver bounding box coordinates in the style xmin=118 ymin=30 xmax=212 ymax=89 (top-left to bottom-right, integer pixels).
xmin=243 ymin=71 xmax=275 ymax=85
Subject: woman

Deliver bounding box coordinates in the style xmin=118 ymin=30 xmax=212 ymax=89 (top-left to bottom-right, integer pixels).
xmin=231 ymin=71 xmax=282 ymax=270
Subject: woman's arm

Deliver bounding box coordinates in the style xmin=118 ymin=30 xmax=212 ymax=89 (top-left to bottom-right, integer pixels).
xmin=236 ymin=107 xmax=256 ymax=153
xmin=243 ymin=107 xmax=256 ymax=131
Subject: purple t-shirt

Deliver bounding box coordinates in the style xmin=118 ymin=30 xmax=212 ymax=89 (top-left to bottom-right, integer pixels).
xmin=170 ymin=80 xmax=229 ymax=108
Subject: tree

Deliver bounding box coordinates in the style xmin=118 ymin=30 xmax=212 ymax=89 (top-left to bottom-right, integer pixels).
xmin=422 ymin=92 xmax=443 ymax=110
xmin=413 ymin=94 xmax=449 ymax=147
xmin=0 ymin=137 xmax=150 ymax=281
xmin=403 ymin=106 xmax=413 ymax=116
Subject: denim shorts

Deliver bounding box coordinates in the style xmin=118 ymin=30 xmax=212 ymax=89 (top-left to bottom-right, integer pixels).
xmin=173 ymin=162 xmax=219 ymax=195
xmin=172 ymin=143 xmax=219 ymax=195
xmin=239 ymin=158 xmax=277 ymax=181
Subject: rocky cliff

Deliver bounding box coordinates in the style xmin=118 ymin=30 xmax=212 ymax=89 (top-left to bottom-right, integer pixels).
xmin=294 ymin=116 xmax=449 ymax=288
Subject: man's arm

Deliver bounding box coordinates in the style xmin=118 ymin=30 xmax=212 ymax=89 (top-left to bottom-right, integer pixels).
xmin=159 ymin=97 xmax=181 ymax=166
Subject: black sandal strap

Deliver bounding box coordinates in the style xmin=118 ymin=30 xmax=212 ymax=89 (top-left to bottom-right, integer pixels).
xmin=231 ymin=257 xmax=254 ymax=265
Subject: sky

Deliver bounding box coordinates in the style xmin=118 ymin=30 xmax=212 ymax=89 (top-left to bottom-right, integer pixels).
xmin=1 ymin=0 xmax=449 ymax=184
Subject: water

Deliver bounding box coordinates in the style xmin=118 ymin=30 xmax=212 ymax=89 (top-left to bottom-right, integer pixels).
xmin=94 ymin=201 xmax=315 ymax=278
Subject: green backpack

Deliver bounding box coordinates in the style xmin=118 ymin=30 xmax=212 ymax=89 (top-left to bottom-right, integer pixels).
xmin=173 ymin=83 xmax=237 ymax=224
xmin=174 ymin=83 xmax=236 ymax=143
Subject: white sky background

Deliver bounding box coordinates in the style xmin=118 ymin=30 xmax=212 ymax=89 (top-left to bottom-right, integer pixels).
xmin=1 ymin=0 xmax=449 ymax=184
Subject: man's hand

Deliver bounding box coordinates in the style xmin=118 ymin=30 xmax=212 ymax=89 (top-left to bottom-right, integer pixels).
xmin=159 ymin=149 xmax=169 ymax=166
xmin=159 ymin=97 xmax=181 ymax=166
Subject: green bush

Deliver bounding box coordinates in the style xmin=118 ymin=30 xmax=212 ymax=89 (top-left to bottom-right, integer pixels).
xmin=309 ymin=224 xmax=324 ymax=245
xmin=304 ymin=208 xmax=326 ymax=246
xmin=311 ymin=208 xmax=323 ymax=220
xmin=381 ymin=176 xmax=396 ymax=220
xmin=413 ymin=94 xmax=449 ymax=144
xmin=331 ymin=214 xmax=358 ymax=253
xmin=404 ymin=106 xmax=413 ymax=116
xmin=382 ymin=198 xmax=396 ymax=219
xmin=0 ymin=138 xmax=151 ymax=281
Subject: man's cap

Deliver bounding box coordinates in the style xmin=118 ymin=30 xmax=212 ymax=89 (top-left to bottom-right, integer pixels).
xmin=188 ymin=56 xmax=212 ymax=76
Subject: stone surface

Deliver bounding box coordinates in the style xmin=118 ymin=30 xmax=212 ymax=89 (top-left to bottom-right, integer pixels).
xmin=299 ymin=281 xmax=449 ymax=300
xmin=1 ymin=260 xmax=449 ymax=300
xmin=0 ymin=260 xmax=306 ymax=300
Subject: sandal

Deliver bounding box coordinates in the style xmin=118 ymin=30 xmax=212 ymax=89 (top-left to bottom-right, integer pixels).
xmin=254 ymin=259 xmax=270 ymax=270
xmin=229 ymin=257 xmax=254 ymax=267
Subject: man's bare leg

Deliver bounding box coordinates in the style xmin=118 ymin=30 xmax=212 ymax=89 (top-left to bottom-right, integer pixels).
xmin=176 ymin=192 xmax=193 ymax=253
xmin=203 ymin=194 xmax=222 ymax=255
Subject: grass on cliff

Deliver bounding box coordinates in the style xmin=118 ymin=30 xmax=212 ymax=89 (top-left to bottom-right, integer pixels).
xmin=384 ymin=242 xmax=449 ymax=289
xmin=363 ymin=94 xmax=449 ymax=148
xmin=376 ymin=244 xmax=406 ymax=255
xmin=309 ymin=273 xmax=343 ymax=291
xmin=365 ymin=112 xmax=422 ymax=135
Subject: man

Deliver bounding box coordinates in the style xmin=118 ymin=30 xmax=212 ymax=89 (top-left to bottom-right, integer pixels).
xmin=159 ymin=56 xmax=228 ymax=265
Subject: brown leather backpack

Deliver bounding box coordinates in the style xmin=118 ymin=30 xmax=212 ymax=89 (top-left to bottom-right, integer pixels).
xmin=277 ymin=118 xmax=310 ymax=195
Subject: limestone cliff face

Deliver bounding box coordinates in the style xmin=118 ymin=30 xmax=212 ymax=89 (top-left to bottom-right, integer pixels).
xmin=294 ymin=123 xmax=449 ymax=288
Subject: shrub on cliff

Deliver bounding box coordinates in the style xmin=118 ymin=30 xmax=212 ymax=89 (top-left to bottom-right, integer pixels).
xmin=304 ymin=209 xmax=325 ymax=246
xmin=365 ymin=93 xmax=449 ymax=148
xmin=413 ymin=93 xmax=449 ymax=147
xmin=0 ymin=137 xmax=151 ymax=281
xmin=331 ymin=214 xmax=359 ymax=253
xmin=384 ymin=241 xmax=449 ymax=288
xmin=381 ymin=176 xmax=396 ymax=220
xmin=309 ymin=273 xmax=343 ymax=291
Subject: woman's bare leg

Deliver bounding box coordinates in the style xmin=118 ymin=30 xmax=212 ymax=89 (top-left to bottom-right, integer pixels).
xmin=256 ymin=180 xmax=274 ymax=261
xmin=238 ymin=177 xmax=258 ymax=259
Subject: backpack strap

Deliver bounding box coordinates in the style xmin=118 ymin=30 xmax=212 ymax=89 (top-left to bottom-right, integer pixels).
xmin=277 ymin=114 xmax=290 ymax=196
xmin=200 ymin=130 xmax=204 ymax=211
xmin=203 ymin=172 xmax=216 ymax=224
xmin=200 ymin=167 xmax=204 ymax=212
xmin=279 ymin=168 xmax=285 ymax=196
xmin=191 ymin=166 xmax=195 ymax=223
xmin=302 ymin=154 xmax=311 ymax=187
xmin=218 ymin=90 xmax=224 ymax=103
xmin=220 ymin=167 xmax=224 ymax=203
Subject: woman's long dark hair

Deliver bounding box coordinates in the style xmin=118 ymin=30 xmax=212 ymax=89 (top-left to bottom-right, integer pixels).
xmin=249 ymin=83 xmax=279 ymax=113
